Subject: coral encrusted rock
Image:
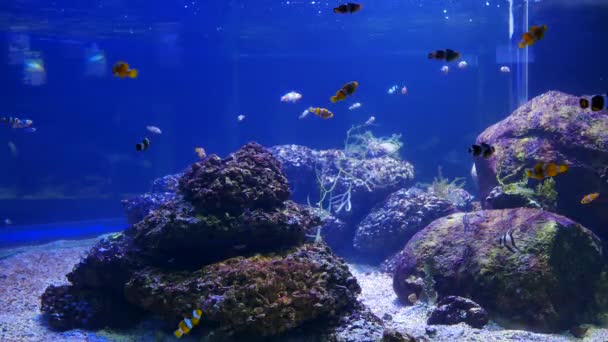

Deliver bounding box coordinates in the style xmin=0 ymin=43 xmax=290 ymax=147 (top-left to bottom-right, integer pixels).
xmin=41 ymin=142 xmax=362 ymax=339
xmin=180 ymin=142 xmax=290 ymax=216
xmin=121 ymin=174 xmax=182 ymax=224
xmin=473 ymin=91 xmax=608 ymax=237
xmin=124 ymin=243 xmax=360 ymax=337
xmin=354 ymin=187 xmax=458 ymax=261
xmin=392 ymin=208 xmax=605 ymax=333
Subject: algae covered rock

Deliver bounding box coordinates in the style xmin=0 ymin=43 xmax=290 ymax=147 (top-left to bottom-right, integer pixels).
xmin=393 ymin=208 xmax=605 ymax=333
xmin=124 ymin=243 xmax=360 ymax=337
xmin=353 ymin=187 xmax=457 ymax=261
xmin=474 ymin=90 xmax=608 ymax=236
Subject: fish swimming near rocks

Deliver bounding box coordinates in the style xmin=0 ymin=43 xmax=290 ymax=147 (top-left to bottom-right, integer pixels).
xmin=581 ymin=192 xmax=599 ymax=204
xmin=498 ymin=229 xmax=520 ymax=253
xmin=469 ymin=143 xmax=495 ymax=159
xmin=579 ymin=94 xmax=607 ymax=112
xmin=174 ymin=309 xmax=202 ymax=338
xmin=525 ymin=162 xmax=568 ymax=180
xmin=498 ymin=230 xmax=519 ymax=253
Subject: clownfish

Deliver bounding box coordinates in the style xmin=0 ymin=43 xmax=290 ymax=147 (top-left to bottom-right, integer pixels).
xmin=580 ymin=94 xmax=607 ymax=112
xmin=174 ymin=309 xmax=202 ymax=338
xmin=135 ymin=137 xmax=150 ymax=152
xmin=333 ymin=3 xmax=361 ymax=14
xmin=518 ymin=25 xmax=547 ymax=48
xmin=112 ymin=61 xmax=138 ymax=78
xmin=525 ymin=162 xmax=568 ymax=180
xmin=330 ymin=81 xmax=358 ymax=103
xmin=581 ymin=193 xmax=599 ymax=205
xmin=308 ymin=107 xmax=333 ymax=119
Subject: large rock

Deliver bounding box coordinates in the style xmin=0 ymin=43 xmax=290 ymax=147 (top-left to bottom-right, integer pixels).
xmin=41 ymin=142 xmax=362 ymax=338
xmin=353 ymin=187 xmax=458 ymax=261
xmin=393 ymin=208 xmax=605 ymax=333
xmin=474 ymin=91 xmax=608 ymax=237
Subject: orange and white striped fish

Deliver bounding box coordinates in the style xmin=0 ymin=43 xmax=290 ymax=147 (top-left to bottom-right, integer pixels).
xmin=174 ymin=309 xmax=202 ymax=338
xmin=580 ymin=193 xmax=599 ymax=205
xmin=525 ymin=162 xmax=568 ymax=180
xmin=308 ymin=107 xmax=334 ymax=119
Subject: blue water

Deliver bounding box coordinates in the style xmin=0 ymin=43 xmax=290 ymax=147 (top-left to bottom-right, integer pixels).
xmin=0 ymin=218 xmax=126 ymax=248
xmin=0 ymin=0 xmax=607 ymax=230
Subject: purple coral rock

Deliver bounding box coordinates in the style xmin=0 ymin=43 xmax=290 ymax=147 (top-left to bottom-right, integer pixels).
xmin=151 ymin=173 xmax=182 ymax=193
xmin=180 ymin=142 xmax=290 ymax=216
xmin=354 ymin=187 xmax=458 ymax=261
xmin=393 ymin=208 xmax=605 ymax=333
xmin=474 ymin=91 xmax=608 ymax=236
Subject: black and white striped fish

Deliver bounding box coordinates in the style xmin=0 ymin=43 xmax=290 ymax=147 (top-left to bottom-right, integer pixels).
xmin=135 ymin=137 xmax=150 ymax=152
xmin=498 ymin=229 xmax=521 ymax=253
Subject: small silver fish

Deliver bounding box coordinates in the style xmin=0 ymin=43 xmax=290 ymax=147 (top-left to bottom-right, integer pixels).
xmin=348 ymin=102 xmax=362 ymax=111
xmin=237 ymin=115 xmax=245 ymax=122
xmin=365 ymin=116 xmax=376 ymax=125
xmin=299 ymin=109 xmax=310 ymax=119
xmin=146 ymin=125 xmax=162 ymax=134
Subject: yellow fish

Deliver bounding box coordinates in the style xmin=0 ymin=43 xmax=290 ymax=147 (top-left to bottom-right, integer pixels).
xmin=525 ymin=162 xmax=568 ymax=180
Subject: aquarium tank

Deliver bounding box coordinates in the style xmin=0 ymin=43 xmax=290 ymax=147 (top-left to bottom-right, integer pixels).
xmin=1 ymin=0 xmax=608 ymax=341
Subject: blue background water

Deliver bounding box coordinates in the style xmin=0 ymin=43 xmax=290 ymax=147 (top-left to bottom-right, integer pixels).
xmin=0 ymin=0 xmax=607 ymax=230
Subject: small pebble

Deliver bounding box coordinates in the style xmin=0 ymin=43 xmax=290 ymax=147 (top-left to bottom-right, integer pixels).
xmin=426 ymin=326 xmax=437 ymax=336
xmin=382 ymin=313 xmax=393 ymax=321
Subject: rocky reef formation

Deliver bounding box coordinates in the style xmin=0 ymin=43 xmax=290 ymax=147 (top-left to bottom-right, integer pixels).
xmin=392 ymin=208 xmax=606 ymax=333
xmin=427 ymin=296 xmax=489 ymax=328
xmin=270 ymin=141 xmax=414 ymax=252
xmin=40 ymin=143 xmax=365 ymax=339
xmin=473 ymin=90 xmax=608 ymax=237
xmin=353 ymin=187 xmax=458 ymax=261
xmin=121 ymin=174 xmax=181 ymax=224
